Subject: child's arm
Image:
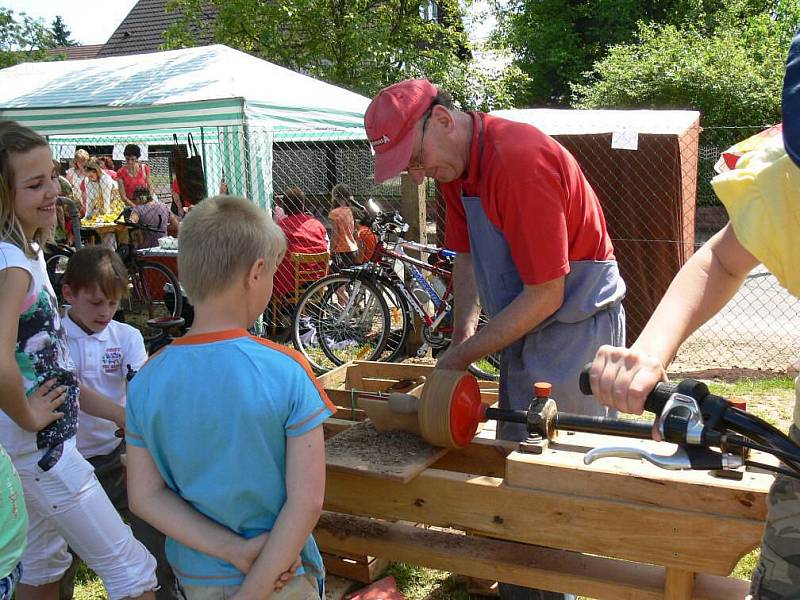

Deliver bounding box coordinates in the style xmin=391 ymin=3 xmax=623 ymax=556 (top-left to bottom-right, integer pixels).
xmin=0 ymin=268 xmax=65 ymax=430
xmin=127 ymin=444 xmax=269 ymax=573
xmin=79 ymin=385 xmax=126 ymax=429
xmin=234 ymin=426 xmax=326 ymax=600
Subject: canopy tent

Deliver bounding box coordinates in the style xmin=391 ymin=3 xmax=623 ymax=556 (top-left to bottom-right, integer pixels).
xmin=0 ymin=44 xmax=371 ymax=207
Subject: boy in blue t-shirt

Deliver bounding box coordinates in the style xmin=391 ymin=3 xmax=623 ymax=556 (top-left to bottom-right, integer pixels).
xmin=126 ymin=196 xmax=334 ymax=600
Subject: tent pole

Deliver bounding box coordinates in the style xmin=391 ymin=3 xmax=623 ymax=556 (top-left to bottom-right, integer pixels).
xmin=243 ymin=123 xmax=253 ymax=202
xmin=200 ymin=126 xmax=207 ymax=194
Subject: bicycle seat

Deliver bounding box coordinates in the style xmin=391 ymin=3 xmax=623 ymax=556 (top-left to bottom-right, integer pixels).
xmin=146 ymin=316 xmax=185 ymax=330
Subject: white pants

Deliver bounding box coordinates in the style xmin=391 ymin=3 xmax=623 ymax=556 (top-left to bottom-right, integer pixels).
xmin=13 ymin=439 xmax=157 ymax=599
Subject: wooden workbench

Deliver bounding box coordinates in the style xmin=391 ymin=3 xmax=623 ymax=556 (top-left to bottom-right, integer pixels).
xmin=317 ymin=361 xmax=771 ymax=600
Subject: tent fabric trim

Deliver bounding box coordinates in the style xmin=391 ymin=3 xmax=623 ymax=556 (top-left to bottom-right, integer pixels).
xmin=1 ymin=99 xmax=245 ymax=136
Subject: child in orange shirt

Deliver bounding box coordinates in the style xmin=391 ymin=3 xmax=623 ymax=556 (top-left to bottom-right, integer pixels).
xmin=328 ymin=184 xmax=359 ymax=270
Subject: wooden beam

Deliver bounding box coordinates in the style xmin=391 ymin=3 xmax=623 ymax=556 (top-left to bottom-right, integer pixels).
xmin=323 ymin=467 xmax=762 ymax=575
xmin=665 ymin=568 xmax=696 ymax=600
xmin=430 ymin=437 xmax=514 ymax=478
xmin=315 ymin=513 xmax=750 ymax=600
xmin=506 ymin=440 xmax=771 ymax=521
xmin=317 ymin=362 xmax=351 ymax=390
xmin=353 ymin=361 xmax=435 ymax=379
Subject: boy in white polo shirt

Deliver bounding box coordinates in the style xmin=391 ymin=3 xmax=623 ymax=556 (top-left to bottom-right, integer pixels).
xmin=59 ymin=246 xmax=181 ymax=600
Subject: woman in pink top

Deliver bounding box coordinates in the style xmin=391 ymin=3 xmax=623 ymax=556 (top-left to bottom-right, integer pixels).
xmin=328 ymin=183 xmax=359 ymax=270
xmin=116 ymin=144 xmax=151 ymax=207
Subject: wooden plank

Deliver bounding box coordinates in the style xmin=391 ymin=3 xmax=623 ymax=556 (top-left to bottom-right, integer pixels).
xmin=325 ymin=418 xmax=355 ymax=436
xmin=359 ymin=378 xmax=403 ymax=392
xmin=323 ymin=419 xmax=511 ymax=477
xmin=315 ymin=513 xmax=750 ymax=600
xmin=323 ymin=467 xmax=763 ymax=575
xmin=321 ymin=552 xmax=389 ymax=583
xmin=317 ymin=362 xmax=352 ymax=390
xmin=346 ymin=363 xmax=364 ymax=389
xmin=326 ymin=420 xmax=448 ymax=483
xmin=506 ymin=436 xmax=771 ymax=521
xmin=430 ymin=437 xmax=514 ymax=478
xmin=665 ymin=568 xmax=696 ymax=600
xmin=693 ymin=574 xmax=751 ymax=600
xmin=326 ymin=389 xmax=368 ymax=421
xmin=353 ymin=361 xmax=435 ymax=379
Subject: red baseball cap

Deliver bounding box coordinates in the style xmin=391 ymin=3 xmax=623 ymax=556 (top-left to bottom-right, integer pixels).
xmin=364 ymin=79 xmax=438 ymax=183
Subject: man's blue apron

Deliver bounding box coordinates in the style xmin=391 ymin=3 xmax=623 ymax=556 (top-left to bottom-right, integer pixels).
xmin=462 ymin=170 xmax=625 ymax=442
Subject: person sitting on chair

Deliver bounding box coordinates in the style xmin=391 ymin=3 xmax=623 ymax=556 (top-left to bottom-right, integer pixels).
xmin=129 ymin=187 xmax=179 ymax=250
xmin=273 ymin=187 xmax=329 ymax=299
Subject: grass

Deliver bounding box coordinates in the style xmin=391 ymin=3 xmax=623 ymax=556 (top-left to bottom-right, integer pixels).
xmin=73 ymin=373 xmax=794 ymax=600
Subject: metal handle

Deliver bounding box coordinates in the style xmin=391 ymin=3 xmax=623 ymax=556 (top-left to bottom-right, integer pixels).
xmin=583 ymin=446 xmax=692 ymax=470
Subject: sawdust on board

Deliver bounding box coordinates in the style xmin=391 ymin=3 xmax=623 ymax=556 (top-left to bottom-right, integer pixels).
xmin=326 ymin=420 xmax=442 ymax=478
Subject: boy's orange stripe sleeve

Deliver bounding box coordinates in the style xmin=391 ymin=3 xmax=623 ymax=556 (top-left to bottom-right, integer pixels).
xmin=249 ymin=335 xmax=337 ymax=414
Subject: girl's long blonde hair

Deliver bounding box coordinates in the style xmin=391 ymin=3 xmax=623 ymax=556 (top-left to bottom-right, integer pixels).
xmin=0 ymin=121 xmax=52 ymax=257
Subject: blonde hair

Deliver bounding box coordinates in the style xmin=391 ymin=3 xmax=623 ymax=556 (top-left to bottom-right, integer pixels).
xmin=178 ymin=196 xmax=286 ymax=304
xmin=84 ymin=159 xmax=103 ymax=179
xmin=74 ymin=149 xmax=89 ymax=163
xmin=0 ymin=121 xmax=52 ymax=256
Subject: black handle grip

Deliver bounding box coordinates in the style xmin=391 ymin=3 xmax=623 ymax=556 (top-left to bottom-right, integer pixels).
xmin=579 ymin=363 xmax=593 ymax=395
xmin=579 ymin=363 xmax=678 ymax=415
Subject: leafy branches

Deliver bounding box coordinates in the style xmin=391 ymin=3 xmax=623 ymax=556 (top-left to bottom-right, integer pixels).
xmin=163 ymin=0 xmax=521 ymax=109
xmin=0 ymin=8 xmax=58 ymax=68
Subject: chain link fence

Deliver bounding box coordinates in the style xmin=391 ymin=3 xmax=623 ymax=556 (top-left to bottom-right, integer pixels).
xmin=49 ymin=122 xmax=799 ymax=372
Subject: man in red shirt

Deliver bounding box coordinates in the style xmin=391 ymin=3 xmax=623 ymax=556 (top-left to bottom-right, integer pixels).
xmin=365 ymin=79 xmax=625 ymax=598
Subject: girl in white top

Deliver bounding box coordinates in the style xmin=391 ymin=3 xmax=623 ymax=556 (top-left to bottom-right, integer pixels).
xmin=0 ymin=121 xmax=156 ymax=600
xmin=64 ymin=149 xmax=88 ymax=215
xmin=83 ymin=160 xmax=117 ymax=218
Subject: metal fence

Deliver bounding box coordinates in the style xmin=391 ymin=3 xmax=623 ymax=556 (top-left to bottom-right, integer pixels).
xmin=49 ymin=122 xmax=799 ymax=372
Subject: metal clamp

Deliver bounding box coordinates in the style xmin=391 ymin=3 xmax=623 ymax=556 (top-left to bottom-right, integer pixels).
xmin=659 ymin=393 xmax=705 ymax=445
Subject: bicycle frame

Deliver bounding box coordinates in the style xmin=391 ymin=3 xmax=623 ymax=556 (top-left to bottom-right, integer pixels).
xmin=365 ymin=236 xmax=454 ymax=331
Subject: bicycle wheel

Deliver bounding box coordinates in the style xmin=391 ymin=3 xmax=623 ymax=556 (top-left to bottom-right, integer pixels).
xmin=375 ymin=281 xmax=412 ymax=363
xmin=292 ymin=275 xmax=391 ymax=373
xmin=125 ymin=261 xmax=183 ymax=342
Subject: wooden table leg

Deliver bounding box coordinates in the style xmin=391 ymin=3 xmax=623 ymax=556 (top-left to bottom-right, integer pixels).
xmin=665 ymin=567 xmax=696 ymax=600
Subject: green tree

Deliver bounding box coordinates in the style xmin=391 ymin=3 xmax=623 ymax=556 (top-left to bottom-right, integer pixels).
xmin=163 ymin=0 xmax=522 ymax=110
xmin=494 ymin=0 xmax=776 ymax=106
xmin=0 ymin=9 xmax=57 ymax=69
xmin=51 ymin=16 xmax=77 ymax=47
xmin=572 ymin=2 xmax=800 ymax=127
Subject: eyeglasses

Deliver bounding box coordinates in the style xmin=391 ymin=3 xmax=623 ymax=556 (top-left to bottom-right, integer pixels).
xmin=407 ymin=111 xmax=432 ymax=176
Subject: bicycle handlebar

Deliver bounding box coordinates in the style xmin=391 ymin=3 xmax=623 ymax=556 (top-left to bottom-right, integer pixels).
xmin=114 ymin=214 xmax=162 ymax=234
xmin=579 ymin=363 xmax=678 ymax=414
xmin=577 ymin=362 xmax=800 ymax=475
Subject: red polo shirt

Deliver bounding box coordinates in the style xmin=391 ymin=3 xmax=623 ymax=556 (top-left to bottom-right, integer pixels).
xmin=440 ymin=113 xmax=614 ymax=285
xmin=274 ymin=213 xmax=329 ymax=296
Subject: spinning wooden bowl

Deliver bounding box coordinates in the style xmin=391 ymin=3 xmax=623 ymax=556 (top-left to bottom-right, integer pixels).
xmin=359 ymin=369 xmax=485 ymax=448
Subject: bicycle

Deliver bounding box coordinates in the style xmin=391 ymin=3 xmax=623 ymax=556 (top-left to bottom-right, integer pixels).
xmin=291 ymin=205 xmax=500 ymax=379
xmin=45 ymin=213 xmax=185 ymax=343
xmin=113 ymin=216 xmax=184 ymax=343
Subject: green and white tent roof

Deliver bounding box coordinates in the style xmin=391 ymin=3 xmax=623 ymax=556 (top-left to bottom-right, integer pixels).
xmin=0 ymin=44 xmax=370 ymax=136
